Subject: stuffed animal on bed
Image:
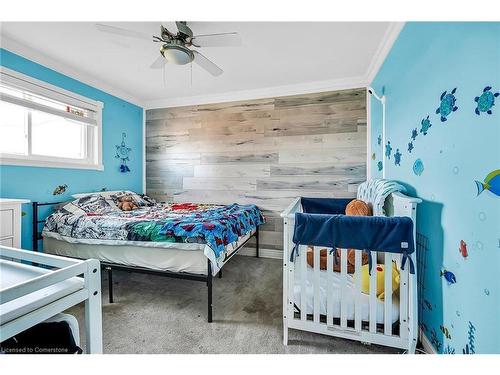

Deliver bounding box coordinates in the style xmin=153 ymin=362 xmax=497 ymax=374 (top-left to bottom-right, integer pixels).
xmin=360 ymin=261 xmax=400 ymax=301
xmin=117 ymin=195 xmax=139 ymax=211
xmin=306 ymin=198 xmax=371 ymax=273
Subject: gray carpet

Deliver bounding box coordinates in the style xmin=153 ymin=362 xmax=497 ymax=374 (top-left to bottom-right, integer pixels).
xmin=68 ymin=256 xmax=400 ymax=354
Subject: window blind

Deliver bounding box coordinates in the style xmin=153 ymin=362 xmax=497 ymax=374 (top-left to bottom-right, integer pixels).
xmin=0 ymin=70 xmax=99 ymax=127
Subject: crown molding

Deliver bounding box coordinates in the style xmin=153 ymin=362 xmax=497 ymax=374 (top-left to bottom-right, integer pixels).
xmin=364 ymin=22 xmax=405 ymax=84
xmin=0 ymin=35 xmax=144 ymax=108
xmin=145 ymin=75 xmax=368 ymax=109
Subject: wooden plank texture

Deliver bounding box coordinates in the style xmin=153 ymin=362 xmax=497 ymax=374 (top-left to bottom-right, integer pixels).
xmin=146 ymin=88 xmax=367 ymax=255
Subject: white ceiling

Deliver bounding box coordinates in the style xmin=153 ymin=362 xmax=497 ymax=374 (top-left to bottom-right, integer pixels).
xmin=0 ymin=22 xmax=401 ymax=108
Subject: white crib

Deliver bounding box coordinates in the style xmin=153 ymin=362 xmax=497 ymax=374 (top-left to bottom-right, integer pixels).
xmin=281 ymin=189 xmax=421 ymax=353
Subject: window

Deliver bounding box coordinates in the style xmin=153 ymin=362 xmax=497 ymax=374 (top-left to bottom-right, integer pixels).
xmin=0 ymin=67 xmax=103 ymax=170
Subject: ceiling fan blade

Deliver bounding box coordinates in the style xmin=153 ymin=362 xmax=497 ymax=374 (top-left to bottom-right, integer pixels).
xmin=192 ymin=50 xmax=223 ymax=76
xmin=191 ymin=32 xmax=241 ymax=47
xmin=162 ymin=22 xmax=179 ymax=36
xmin=95 ymin=23 xmax=152 ymax=41
xmin=150 ymin=54 xmax=166 ymax=69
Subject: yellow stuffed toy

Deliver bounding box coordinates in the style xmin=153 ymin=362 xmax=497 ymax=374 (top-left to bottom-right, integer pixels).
xmin=360 ymin=261 xmax=400 ymax=300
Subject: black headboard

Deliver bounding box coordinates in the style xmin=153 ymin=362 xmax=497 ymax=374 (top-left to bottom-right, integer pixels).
xmin=32 ymin=201 xmax=63 ymax=252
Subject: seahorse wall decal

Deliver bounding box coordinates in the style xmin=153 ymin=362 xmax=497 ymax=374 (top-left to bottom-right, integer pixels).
xmin=463 ymin=321 xmax=476 ymax=354
xmin=443 ymin=344 xmax=455 ymax=354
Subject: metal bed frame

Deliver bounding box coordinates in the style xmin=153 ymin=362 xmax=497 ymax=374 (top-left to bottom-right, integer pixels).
xmin=32 ymin=201 xmax=260 ymax=323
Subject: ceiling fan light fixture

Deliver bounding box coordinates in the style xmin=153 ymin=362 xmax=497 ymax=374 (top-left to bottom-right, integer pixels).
xmin=161 ymin=44 xmax=194 ymax=65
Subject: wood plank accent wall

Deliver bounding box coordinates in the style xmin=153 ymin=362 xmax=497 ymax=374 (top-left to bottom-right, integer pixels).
xmin=145 ymin=88 xmax=367 ymax=254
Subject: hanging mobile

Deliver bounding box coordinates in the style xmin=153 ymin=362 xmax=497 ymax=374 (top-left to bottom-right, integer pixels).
xmin=115 ymin=132 xmax=132 ymax=173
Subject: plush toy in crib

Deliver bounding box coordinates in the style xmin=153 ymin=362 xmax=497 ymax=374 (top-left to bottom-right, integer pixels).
xmin=306 ymin=248 xmax=370 ymax=273
xmin=360 ymin=261 xmax=400 ymax=301
xmin=306 ymin=199 xmax=372 ymax=273
xmin=345 ymin=198 xmax=372 ymax=216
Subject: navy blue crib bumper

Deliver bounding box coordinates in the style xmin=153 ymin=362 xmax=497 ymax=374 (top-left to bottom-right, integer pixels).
xmin=292 ymin=209 xmax=415 ymax=274
xmin=300 ymin=197 xmax=354 ymax=215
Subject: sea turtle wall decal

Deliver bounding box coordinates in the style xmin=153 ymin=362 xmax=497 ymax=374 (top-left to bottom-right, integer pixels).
xmin=436 ymin=88 xmax=458 ymax=122
xmin=385 ymin=141 xmax=392 ymax=159
xmin=394 ymin=149 xmax=402 ymax=166
xmin=474 ymin=86 xmax=499 ymax=115
xmin=411 ymin=128 xmax=418 ymax=141
xmin=420 ymin=115 xmax=432 ymax=135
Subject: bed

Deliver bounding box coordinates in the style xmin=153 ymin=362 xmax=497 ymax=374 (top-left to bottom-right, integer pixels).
xmin=34 ymin=191 xmax=265 ymax=322
xmin=0 ymin=245 xmax=102 ymax=353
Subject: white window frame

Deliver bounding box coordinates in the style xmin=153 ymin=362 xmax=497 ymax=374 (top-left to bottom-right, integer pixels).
xmin=0 ymin=67 xmax=104 ymax=170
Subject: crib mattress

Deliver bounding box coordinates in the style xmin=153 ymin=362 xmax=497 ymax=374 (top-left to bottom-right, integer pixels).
xmin=293 ymin=266 xmax=400 ymax=324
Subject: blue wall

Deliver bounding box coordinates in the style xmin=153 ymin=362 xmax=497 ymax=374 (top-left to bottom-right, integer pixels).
xmin=370 ymin=22 xmax=500 ymax=353
xmin=0 ymin=48 xmax=144 ymax=250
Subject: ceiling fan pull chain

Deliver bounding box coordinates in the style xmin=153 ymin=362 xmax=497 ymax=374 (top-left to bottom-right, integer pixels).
xmin=163 ymin=63 xmax=167 ymax=88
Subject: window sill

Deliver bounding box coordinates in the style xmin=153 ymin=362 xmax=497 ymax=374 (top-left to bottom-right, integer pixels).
xmin=0 ymin=156 xmax=104 ymax=171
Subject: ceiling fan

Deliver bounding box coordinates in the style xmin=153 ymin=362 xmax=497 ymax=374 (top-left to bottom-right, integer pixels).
xmin=95 ymin=22 xmax=241 ymax=77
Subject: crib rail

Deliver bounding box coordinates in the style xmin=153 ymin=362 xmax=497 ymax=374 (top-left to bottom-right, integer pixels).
xmin=282 ymin=193 xmax=419 ymax=353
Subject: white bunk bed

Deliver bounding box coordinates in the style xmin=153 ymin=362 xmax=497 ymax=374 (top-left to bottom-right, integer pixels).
xmin=281 ymin=180 xmax=421 ymax=353
xmin=0 ymin=245 xmax=103 ymax=354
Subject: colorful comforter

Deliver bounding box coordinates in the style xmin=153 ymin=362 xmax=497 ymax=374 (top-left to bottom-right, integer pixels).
xmin=42 ymin=194 xmax=265 ymax=269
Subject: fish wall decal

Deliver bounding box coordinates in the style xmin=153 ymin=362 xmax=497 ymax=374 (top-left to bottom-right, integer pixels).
xmin=475 ymin=169 xmax=500 ymax=197
xmin=440 ymin=325 xmax=452 ymax=339
xmin=459 ymin=240 xmax=468 ymax=258
xmin=441 ymin=269 xmax=457 ymax=284
xmin=53 ymin=184 xmax=68 ymax=195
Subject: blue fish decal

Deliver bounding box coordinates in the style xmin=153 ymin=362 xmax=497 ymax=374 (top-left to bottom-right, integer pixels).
xmin=377 ymin=161 xmax=383 ymax=171
xmin=475 ymin=169 xmax=500 ymax=197
xmin=441 ymin=269 xmax=457 ymax=284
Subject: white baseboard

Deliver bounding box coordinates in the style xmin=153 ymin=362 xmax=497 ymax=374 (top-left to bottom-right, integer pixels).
xmin=420 ymin=328 xmax=437 ymax=354
xmin=238 ymin=246 xmax=283 ymax=259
